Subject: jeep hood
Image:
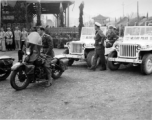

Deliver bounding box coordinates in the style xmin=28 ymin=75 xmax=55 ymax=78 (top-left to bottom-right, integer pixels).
xmin=72 ymin=39 xmax=95 ymax=44
xmin=121 ymin=40 xmax=152 ymax=46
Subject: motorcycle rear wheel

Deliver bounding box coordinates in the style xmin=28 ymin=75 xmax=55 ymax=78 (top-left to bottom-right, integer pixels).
xmin=0 ymin=70 xmax=11 ymax=81
xmin=10 ymin=67 xmax=30 ymax=91
xmin=52 ymin=69 xmax=63 ymax=79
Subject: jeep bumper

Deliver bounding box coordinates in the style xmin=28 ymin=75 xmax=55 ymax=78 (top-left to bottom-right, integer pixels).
xmin=55 ymin=54 xmax=84 ymax=59
xmin=108 ymin=57 xmax=142 ymax=64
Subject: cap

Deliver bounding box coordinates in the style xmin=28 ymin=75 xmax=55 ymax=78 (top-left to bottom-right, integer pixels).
xmin=108 ymin=25 xmax=114 ymax=29
xmin=95 ymin=22 xmax=101 ymax=27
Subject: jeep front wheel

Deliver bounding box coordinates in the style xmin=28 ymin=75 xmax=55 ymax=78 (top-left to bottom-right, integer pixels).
xmin=87 ymin=51 xmax=94 ymax=67
xmin=107 ymin=51 xmax=120 ymax=70
xmin=141 ymin=54 xmax=152 ymax=75
xmin=87 ymin=51 xmax=100 ymax=67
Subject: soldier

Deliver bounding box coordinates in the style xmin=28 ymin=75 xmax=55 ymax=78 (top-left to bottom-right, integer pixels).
xmin=5 ymin=27 xmax=13 ymax=51
xmin=37 ymin=27 xmax=54 ymax=87
xmin=106 ymin=25 xmax=118 ymax=48
xmin=89 ymin=22 xmax=106 ymax=71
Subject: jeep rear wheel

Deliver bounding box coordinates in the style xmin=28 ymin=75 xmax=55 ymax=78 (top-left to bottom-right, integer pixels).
xmin=141 ymin=54 xmax=152 ymax=75
xmin=107 ymin=51 xmax=120 ymax=70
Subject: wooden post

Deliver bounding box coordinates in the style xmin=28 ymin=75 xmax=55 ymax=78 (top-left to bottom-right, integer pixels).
xmin=0 ymin=0 xmax=1 ymax=27
xmin=36 ymin=2 xmax=41 ymax=26
xmin=65 ymin=9 xmax=66 ymax=27
xmin=67 ymin=3 xmax=69 ymax=27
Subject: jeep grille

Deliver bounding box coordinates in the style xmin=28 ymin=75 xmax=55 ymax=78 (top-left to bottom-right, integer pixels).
xmin=70 ymin=43 xmax=83 ymax=54
xmin=119 ymin=44 xmax=137 ymax=58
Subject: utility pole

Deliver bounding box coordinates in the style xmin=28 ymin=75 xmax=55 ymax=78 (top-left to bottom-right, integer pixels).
xmin=137 ymin=1 xmax=139 ymax=25
xmin=123 ymin=3 xmax=124 ymax=18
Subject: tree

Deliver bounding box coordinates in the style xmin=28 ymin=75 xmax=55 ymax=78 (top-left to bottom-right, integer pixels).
xmin=78 ymin=1 xmax=84 ymax=39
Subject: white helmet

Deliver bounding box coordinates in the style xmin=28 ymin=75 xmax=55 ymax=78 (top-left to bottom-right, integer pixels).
xmin=27 ymin=32 xmax=42 ymax=46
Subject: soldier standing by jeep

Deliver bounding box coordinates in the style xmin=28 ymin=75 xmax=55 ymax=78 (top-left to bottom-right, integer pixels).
xmin=89 ymin=22 xmax=106 ymax=71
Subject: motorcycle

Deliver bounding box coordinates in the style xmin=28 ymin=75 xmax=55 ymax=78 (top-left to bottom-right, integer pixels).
xmin=10 ymin=52 xmax=69 ymax=91
xmin=0 ymin=56 xmax=14 ymax=81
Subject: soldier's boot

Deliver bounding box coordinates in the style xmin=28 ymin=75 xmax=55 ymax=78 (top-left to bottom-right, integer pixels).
xmin=45 ymin=68 xmax=53 ymax=87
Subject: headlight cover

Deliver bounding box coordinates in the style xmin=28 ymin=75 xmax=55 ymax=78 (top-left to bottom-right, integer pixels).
xmin=137 ymin=45 xmax=141 ymax=50
xmin=115 ymin=44 xmax=119 ymax=50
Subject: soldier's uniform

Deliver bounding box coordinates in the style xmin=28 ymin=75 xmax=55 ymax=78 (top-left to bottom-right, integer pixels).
xmin=106 ymin=26 xmax=118 ymax=48
xmin=89 ymin=22 xmax=106 ymax=71
xmin=42 ymin=34 xmax=54 ymax=57
xmin=41 ymin=33 xmax=54 ymax=86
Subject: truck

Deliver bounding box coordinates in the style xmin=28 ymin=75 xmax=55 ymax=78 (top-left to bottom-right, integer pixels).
xmin=56 ymin=27 xmax=114 ymax=67
xmin=107 ymin=26 xmax=152 ymax=75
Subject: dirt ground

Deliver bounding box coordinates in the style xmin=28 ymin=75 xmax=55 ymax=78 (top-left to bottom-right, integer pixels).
xmin=0 ymin=49 xmax=152 ymax=120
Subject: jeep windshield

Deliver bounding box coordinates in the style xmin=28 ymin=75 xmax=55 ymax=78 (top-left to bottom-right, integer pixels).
xmin=81 ymin=27 xmax=107 ymax=40
xmin=124 ymin=26 xmax=152 ymax=36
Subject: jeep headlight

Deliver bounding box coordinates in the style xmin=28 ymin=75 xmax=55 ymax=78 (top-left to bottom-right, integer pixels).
xmin=115 ymin=44 xmax=119 ymax=50
xmin=83 ymin=43 xmax=86 ymax=48
xmin=137 ymin=45 xmax=141 ymax=50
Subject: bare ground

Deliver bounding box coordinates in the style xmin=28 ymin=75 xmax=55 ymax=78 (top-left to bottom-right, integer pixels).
xmin=0 ymin=49 xmax=152 ymax=120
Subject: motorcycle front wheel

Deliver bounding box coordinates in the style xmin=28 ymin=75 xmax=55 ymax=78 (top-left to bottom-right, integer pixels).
xmin=0 ymin=70 xmax=11 ymax=81
xmin=10 ymin=66 xmax=30 ymax=91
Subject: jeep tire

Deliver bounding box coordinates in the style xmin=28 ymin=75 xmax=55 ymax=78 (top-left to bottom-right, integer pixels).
xmin=107 ymin=51 xmax=120 ymax=70
xmin=141 ymin=54 xmax=152 ymax=75
xmin=87 ymin=51 xmax=95 ymax=67
xmin=87 ymin=51 xmax=101 ymax=67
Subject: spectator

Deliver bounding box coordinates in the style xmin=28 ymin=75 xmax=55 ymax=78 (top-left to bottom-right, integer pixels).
xmin=5 ymin=27 xmax=13 ymax=51
xmin=21 ymin=28 xmax=28 ymax=50
xmin=0 ymin=27 xmax=6 ymax=51
xmin=14 ymin=26 xmax=21 ymax=50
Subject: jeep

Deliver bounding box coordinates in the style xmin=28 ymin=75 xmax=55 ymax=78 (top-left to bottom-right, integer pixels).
xmin=108 ymin=26 xmax=152 ymax=75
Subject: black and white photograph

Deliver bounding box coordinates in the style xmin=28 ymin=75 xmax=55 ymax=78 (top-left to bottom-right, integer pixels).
xmin=0 ymin=0 xmax=152 ymax=119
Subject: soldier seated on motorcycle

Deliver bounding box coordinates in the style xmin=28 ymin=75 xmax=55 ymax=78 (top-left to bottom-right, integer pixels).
xmin=106 ymin=25 xmax=119 ymax=48
xmin=26 ymin=31 xmax=53 ymax=87
xmin=37 ymin=26 xmax=54 ymax=87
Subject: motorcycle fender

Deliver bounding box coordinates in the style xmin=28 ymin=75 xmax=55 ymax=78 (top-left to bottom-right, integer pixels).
xmin=59 ymin=59 xmax=69 ymax=71
xmin=11 ymin=62 xmax=24 ymax=71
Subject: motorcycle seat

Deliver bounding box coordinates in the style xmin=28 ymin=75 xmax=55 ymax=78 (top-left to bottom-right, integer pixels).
xmin=0 ymin=56 xmax=12 ymax=60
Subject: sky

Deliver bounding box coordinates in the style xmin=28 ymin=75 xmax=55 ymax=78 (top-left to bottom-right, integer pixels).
xmin=69 ymin=0 xmax=152 ymax=19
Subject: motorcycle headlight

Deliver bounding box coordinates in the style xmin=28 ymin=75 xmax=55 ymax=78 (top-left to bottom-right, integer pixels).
xmin=26 ymin=48 xmax=30 ymax=55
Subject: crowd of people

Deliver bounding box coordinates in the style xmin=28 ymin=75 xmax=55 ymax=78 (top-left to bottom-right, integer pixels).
xmin=0 ymin=26 xmax=28 ymax=52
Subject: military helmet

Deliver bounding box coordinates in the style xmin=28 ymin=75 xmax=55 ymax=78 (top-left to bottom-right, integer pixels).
xmin=27 ymin=32 xmax=42 ymax=46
